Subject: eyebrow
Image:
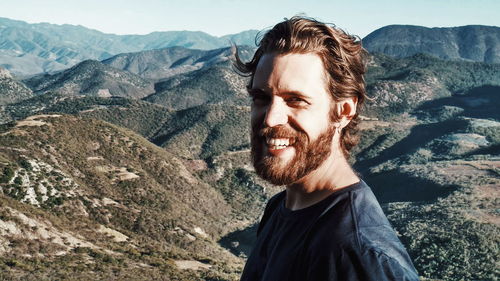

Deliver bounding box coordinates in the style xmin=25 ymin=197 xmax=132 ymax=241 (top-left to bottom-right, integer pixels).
xmin=247 ymin=88 xmax=311 ymax=99
xmin=280 ymin=90 xmax=311 ymax=100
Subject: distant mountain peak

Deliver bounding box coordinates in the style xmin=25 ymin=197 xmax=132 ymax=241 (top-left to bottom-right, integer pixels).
xmin=363 ymin=25 xmax=500 ymax=63
xmin=0 ymin=17 xmax=259 ymax=76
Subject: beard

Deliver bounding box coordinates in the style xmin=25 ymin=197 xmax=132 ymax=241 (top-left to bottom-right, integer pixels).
xmin=251 ymin=123 xmax=335 ymax=185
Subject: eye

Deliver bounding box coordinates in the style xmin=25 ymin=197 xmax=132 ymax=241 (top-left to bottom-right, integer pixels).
xmin=250 ymin=93 xmax=270 ymax=106
xmin=286 ymin=97 xmax=308 ymax=107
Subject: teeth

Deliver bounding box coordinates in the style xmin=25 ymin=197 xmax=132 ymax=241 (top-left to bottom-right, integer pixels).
xmin=266 ymin=138 xmax=290 ymax=148
xmin=270 ymin=145 xmax=287 ymax=149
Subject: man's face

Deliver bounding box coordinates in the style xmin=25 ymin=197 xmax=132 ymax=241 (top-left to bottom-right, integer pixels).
xmin=249 ymin=52 xmax=336 ymax=185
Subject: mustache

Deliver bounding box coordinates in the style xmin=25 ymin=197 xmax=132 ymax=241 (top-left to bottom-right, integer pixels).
xmin=253 ymin=125 xmax=308 ymax=143
xmin=260 ymin=126 xmax=296 ymax=138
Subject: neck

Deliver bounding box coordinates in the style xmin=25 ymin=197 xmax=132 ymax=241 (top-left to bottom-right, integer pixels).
xmin=285 ymin=148 xmax=359 ymax=211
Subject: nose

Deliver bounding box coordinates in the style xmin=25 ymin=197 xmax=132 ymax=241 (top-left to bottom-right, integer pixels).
xmin=264 ymin=99 xmax=288 ymax=127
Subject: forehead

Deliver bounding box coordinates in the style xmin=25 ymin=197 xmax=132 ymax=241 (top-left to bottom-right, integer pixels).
xmin=252 ymin=52 xmax=330 ymax=98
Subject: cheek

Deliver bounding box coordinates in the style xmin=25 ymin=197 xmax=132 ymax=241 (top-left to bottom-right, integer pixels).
xmin=292 ymin=110 xmax=331 ymax=140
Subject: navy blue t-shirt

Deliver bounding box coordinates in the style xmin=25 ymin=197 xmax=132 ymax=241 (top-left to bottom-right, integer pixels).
xmin=240 ymin=180 xmax=419 ymax=281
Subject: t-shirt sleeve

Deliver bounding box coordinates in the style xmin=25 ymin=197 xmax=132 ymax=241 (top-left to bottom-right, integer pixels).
xmin=306 ymin=247 xmax=420 ymax=281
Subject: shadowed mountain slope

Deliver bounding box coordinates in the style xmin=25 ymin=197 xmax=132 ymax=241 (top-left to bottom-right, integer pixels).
xmin=364 ymin=53 xmax=500 ymax=118
xmin=23 ymin=60 xmax=154 ymax=99
xmin=150 ymin=104 xmax=250 ymax=159
xmin=0 ymin=114 xmax=254 ymax=280
xmin=102 ymin=46 xmax=255 ymax=81
xmin=363 ymin=25 xmax=500 ymax=63
xmin=145 ymin=62 xmax=250 ymax=110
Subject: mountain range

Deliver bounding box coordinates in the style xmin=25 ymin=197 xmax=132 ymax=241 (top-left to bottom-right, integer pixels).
xmin=8 ymin=49 xmax=497 ymax=117
xmin=363 ymin=25 xmax=500 ymax=63
xmin=1 ymin=17 xmax=499 ymax=77
xmin=0 ymin=20 xmax=499 ymax=281
xmin=102 ymin=45 xmax=255 ymax=81
xmin=23 ymin=60 xmax=154 ymax=99
xmin=0 ymin=17 xmax=258 ymax=76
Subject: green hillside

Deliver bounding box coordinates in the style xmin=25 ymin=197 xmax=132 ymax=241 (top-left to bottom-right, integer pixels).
xmin=150 ymin=104 xmax=250 ymax=159
xmin=0 ymin=115 xmax=263 ymax=280
xmin=364 ymin=53 xmax=500 ymax=118
xmin=145 ymin=62 xmax=249 ymax=110
xmin=23 ymin=60 xmax=154 ymax=99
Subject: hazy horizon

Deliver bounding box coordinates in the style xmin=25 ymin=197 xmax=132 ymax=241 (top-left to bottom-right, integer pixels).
xmin=1 ymin=0 xmax=499 ymax=38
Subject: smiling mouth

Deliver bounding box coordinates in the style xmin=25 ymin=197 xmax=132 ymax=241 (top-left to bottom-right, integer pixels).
xmin=265 ymin=137 xmax=296 ymax=150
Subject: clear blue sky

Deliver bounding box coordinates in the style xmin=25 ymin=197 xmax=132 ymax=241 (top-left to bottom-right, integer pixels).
xmin=1 ymin=0 xmax=499 ymax=38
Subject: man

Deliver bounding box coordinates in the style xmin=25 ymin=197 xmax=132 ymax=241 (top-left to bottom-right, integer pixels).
xmin=234 ymin=16 xmax=419 ymax=281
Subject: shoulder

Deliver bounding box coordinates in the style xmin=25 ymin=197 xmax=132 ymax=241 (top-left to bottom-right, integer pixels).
xmin=317 ymin=180 xmax=393 ymax=241
xmin=337 ymin=246 xmax=420 ymax=281
xmin=304 ymin=239 xmax=419 ymax=280
xmin=305 ymin=181 xmax=419 ymax=279
xmin=308 ymin=181 xmax=386 ymax=243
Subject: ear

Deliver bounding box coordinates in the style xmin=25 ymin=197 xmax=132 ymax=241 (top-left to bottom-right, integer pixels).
xmin=335 ymin=97 xmax=357 ymax=129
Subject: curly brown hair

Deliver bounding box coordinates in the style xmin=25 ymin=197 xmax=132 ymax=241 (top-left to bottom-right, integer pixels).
xmin=234 ymin=16 xmax=368 ymax=158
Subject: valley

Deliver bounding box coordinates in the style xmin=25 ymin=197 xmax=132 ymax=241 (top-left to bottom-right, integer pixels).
xmin=0 ymin=21 xmax=499 ymax=280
